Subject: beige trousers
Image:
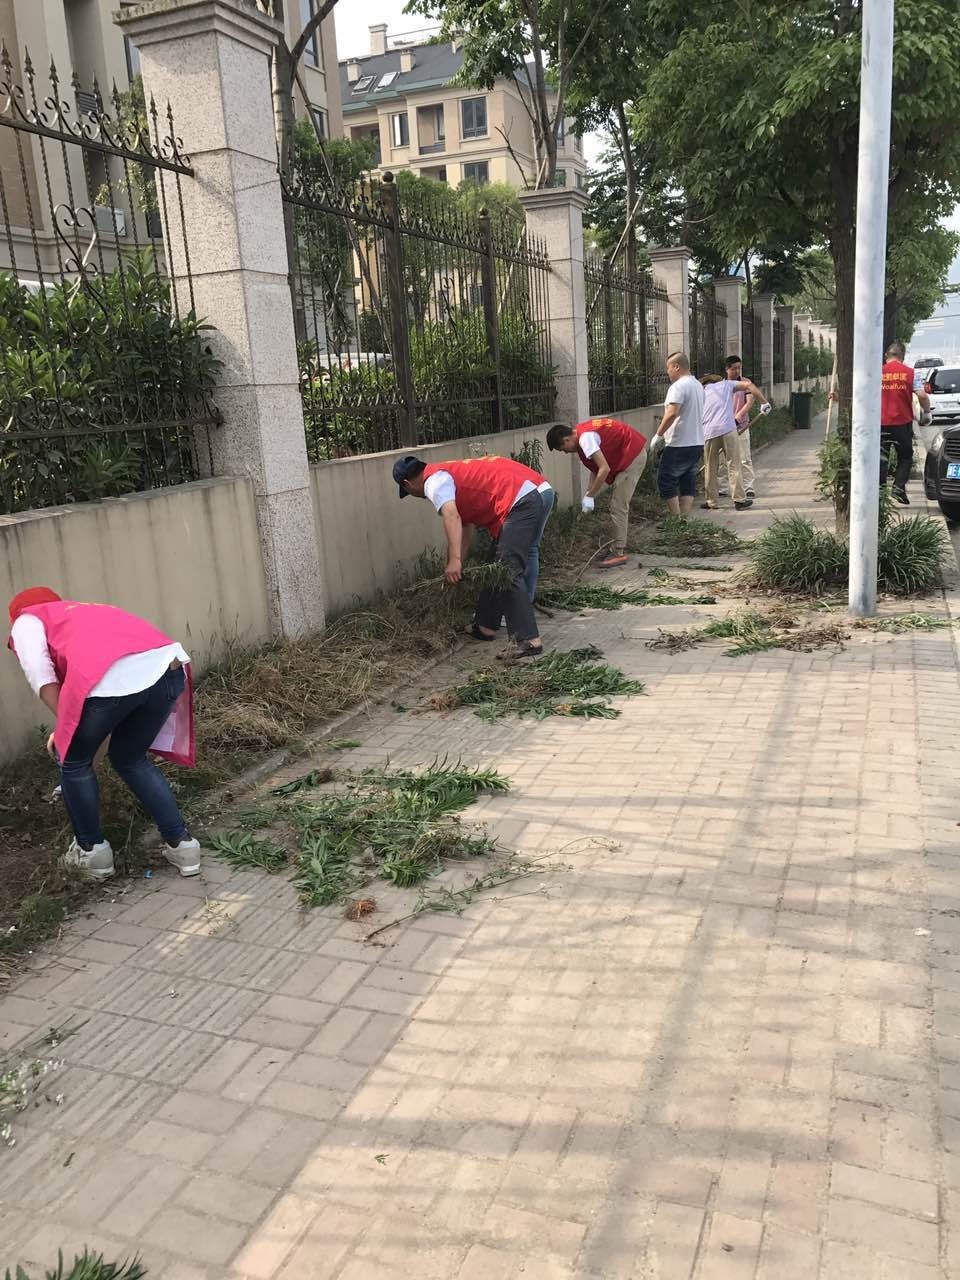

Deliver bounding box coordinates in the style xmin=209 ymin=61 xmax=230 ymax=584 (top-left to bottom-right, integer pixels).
xmin=704 ymin=432 xmax=745 ymax=505
xmin=720 ymin=427 xmax=754 ymax=492
xmin=608 ymin=447 xmax=648 ymax=548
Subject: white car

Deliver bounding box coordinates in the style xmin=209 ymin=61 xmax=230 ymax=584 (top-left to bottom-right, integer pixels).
xmin=925 ymin=365 xmax=960 ymax=425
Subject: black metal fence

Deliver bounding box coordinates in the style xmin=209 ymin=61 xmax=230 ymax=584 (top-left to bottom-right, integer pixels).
xmin=0 ymin=46 xmax=219 ymax=515
xmin=740 ymin=303 xmax=763 ymax=383
xmin=689 ymin=281 xmax=727 ymax=378
xmin=585 ymin=254 xmax=669 ymax=415
xmin=284 ymin=162 xmax=555 ymax=461
xmin=773 ymin=316 xmax=786 ymax=383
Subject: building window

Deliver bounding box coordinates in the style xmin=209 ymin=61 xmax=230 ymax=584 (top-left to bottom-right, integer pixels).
xmin=353 ymin=75 xmax=375 ymax=94
xmin=575 ymin=171 xmax=585 ymax=190
xmin=556 ymin=117 xmax=565 ymax=144
xmin=424 ymin=166 xmax=447 ymax=183
xmin=299 ymin=0 xmax=321 ymax=67
xmin=573 ymin=133 xmax=583 ymax=155
xmin=461 ymin=96 xmax=488 ymax=139
xmin=391 ymin=112 xmax=409 ymax=148
xmin=311 ymin=106 xmax=327 ymax=138
xmin=553 ymin=169 xmax=567 ymax=187
xmin=463 ymin=160 xmax=489 ymax=185
xmin=124 ymin=36 xmax=141 ymax=82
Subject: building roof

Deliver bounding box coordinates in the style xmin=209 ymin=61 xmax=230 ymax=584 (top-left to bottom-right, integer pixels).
xmin=339 ymin=43 xmax=465 ymax=113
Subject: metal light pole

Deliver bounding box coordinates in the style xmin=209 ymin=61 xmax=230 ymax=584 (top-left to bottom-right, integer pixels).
xmin=848 ymin=0 xmax=895 ymax=617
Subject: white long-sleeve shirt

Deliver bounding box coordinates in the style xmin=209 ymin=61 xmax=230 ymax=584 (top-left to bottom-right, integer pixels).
xmin=10 ymin=613 xmax=190 ymax=698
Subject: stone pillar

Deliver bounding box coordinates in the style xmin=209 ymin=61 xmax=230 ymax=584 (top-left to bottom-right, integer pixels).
xmin=517 ymin=187 xmax=590 ymax=429
xmin=115 ymin=0 xmax=324 ymax=638
xmin=711 ymin=276 xmax=744 ymax=358
xmin=775 ymin=303 xmax=795 ymax=388
xmin=648 ymin=246 xmax=691 ymax=362
xmin=753 ymin=292 xmax=776 ymax=392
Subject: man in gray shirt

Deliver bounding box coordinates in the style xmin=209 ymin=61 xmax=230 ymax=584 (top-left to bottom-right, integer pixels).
xmin=648 ymin=352 xmax=706 ymax=516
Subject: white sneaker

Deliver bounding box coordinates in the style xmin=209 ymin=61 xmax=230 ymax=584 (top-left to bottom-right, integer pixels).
xmin=163 ymin=837 xmax=202 ymax=877
xmin=62 ymin=839 xmax=115 ymax=881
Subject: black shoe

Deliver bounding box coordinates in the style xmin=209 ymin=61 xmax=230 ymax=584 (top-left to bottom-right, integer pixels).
xmin=893 ymin=488 xmax=909 ymax=505
xmin=735 ymin=500 xmax=754 ymax=510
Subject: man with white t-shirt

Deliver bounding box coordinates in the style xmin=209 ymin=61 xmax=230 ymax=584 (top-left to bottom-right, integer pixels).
xmin=393 ymin=453 xmax=554 ymax=660
xmin=647 ymin=352 xmax=706 ymax=516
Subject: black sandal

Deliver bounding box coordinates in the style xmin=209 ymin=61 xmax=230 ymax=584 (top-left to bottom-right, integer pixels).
xmin=465 ymin=624 xmax=496 ymax=641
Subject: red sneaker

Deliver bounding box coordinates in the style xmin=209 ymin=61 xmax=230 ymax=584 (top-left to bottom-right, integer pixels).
xmin=599 ymin=553 xmax=628 ymax=569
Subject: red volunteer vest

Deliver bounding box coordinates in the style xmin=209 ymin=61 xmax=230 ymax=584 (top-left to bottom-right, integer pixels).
xmin=880 ymin=360 xmax=915 ymax=427
xmin=423 ymin=456 xmax=545 ymax=537
xmin=575 ymin=419 xmax=646 ymax=483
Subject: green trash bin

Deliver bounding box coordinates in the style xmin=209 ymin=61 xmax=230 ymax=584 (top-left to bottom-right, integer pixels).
xmin=792 ymin=391 xmax=813 ymax=430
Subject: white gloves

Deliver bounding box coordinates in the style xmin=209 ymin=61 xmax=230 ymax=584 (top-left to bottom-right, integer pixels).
xmin=647 ymin=433 xmax=663 ymax=454
xmin=759 ymin=403 xmax=773 ymax=416
xmin=581 ymin=495 xmax=595 ymax=514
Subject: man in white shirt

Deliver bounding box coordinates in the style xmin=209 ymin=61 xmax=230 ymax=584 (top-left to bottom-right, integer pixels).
xmin=648 ymin=352 xmax=706 ymax=516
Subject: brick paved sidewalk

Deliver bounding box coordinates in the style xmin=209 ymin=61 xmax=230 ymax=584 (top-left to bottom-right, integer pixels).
xmin=2 ymin=423 xmax=960 ymax=1279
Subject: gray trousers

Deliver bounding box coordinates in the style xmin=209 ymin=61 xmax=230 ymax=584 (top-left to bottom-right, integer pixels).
xmin=475 ymin=491 xmax=542 ymax=642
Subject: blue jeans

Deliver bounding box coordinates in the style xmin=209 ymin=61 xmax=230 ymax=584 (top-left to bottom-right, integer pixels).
xmin=524 ymin=487 xmax=556 ymax=601
xmin=60 ymin=666 xmax=188 ymax=850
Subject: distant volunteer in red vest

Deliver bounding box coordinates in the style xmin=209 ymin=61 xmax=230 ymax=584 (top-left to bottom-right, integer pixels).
xmin=881 ymin=340 xmax=930 ymax=504
xmin=546 ymin=418 xmax=648 ymax=569
xmin=393 ymin=455 xmax=554 ymax=660
xmin=7 ymin=588 xmax=200 ymax=882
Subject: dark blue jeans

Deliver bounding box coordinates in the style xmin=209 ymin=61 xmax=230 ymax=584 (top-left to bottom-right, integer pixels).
xmin=60 ymin=666 xmax=188 ymax=850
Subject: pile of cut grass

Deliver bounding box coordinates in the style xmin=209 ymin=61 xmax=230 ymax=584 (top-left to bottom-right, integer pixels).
xmin=647 ymin=607 xmax=849 ymax=657
xmin=537 ymin=584 xmax=717 ymax=612
xmin=211 ymin=761 xmax=509 ymax=908
xmin=430 ymin=645 xmax=645 ymax=722
xmin=631 ymin=516 xmax=746 ymax=558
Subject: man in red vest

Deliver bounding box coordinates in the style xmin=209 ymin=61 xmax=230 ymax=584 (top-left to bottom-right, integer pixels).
xmin=546 ymin=418 xmax=648 ymax=569
xmin=881 ymin=340 xmax=930 ymax=504
xmin=393 ymin=454 xmax=553 ymax=660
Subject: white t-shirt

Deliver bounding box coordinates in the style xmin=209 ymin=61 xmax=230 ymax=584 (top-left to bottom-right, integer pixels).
xmin=663 ymin=374 xmax=706 ymax=447
xmin=10 ymin=613 xmax=190 ymax=698
xmin=577 ymin=431 xmax=602 ymax=458
xmin=423 ymin=471 xmax=553 ymax=515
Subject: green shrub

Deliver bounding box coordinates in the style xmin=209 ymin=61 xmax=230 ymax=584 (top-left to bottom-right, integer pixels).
xmin=752 ymin=512 xmax=947 ymax=596
xmin=751 ymin=514 xmax=848 ymax=593
xmin=877 ymin=517 xmax=949 ymax=594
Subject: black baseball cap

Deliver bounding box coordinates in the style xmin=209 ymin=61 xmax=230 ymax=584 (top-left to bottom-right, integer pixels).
xmin=393 ymin=455 xmax=426 ymax=497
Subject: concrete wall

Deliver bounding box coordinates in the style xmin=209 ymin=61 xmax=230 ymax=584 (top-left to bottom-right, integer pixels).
xmin=311 ymin=424 xmax=577 ymax=616
xmin=1 ymin=477 xmax=271 ymax=762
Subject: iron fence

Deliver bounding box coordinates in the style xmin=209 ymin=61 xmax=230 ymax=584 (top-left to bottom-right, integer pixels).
xmin=689 ymin=281 xmax=727 ymax=378
xmin=773 ymin=316 xmax=786 ymax=383
xmin=740 ymin=303 xmax=763 ymax=383
xmin=284 ymin=160 xmax=555 ymax=461
xmin=584 ymin=254 xmax=669 ymax=415
xmin=0 ymin=46 xmax=219 ymax=515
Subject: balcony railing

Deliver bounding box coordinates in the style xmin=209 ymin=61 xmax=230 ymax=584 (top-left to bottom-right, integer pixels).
xmin=419 ymin=140 xmax=445 ymax=155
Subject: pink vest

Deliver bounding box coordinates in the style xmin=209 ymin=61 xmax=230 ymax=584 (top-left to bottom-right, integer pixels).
xmin=7 ymin=601 xmax=195 ymax=767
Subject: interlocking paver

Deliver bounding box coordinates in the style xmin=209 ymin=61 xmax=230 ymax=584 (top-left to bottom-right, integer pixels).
xmin=2 ymin=424 xmax=960 ymax=1276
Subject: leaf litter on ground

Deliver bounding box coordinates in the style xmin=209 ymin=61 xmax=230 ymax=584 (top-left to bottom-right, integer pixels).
xmin=426 ymin=645 xmax=645 ymax=721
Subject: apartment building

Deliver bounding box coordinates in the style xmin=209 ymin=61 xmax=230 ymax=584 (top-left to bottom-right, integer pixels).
xmin=339 ymin=24 xmax=588 ymax=191
xmin=0 ymin=0 xmax=342 ymax=277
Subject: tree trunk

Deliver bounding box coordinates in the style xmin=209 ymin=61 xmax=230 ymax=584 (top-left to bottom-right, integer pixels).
xmin=617 ymin=102 xmax=637 ymax=347
xmin=883 ymin=288 xmax=898 ymax=350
